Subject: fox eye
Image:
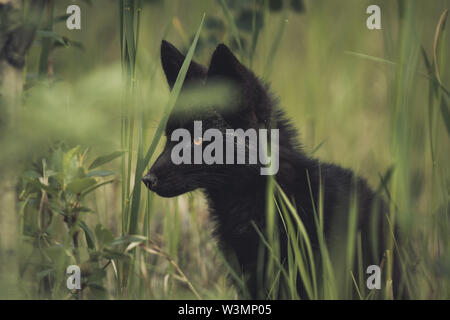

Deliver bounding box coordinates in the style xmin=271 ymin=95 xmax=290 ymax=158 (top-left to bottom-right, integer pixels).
xmin=193 ymin=136 xmax=203 ymax=145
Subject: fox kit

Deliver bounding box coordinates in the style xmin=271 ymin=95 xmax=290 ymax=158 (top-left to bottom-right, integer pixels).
xmin=143 ymin=40 xmax=401 ymax=299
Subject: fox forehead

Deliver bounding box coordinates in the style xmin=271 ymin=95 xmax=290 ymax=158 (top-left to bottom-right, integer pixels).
xmin=165 ymin=109 xmax=228 ymax=136
xmin=161 ymin=40 xmax=273 ymax=136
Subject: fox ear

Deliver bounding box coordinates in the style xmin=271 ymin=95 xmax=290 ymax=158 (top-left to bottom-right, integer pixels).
xmin=207 ymin=44 xmax=248 ymax=82
xmin=161 ymin=40 xmax=206 ymax=89
xmin=208 ymin=44 xmax=272 ymax=129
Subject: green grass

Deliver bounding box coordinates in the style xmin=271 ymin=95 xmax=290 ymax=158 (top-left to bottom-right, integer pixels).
xmin=0 ymin=0 xmax=449 ymax=300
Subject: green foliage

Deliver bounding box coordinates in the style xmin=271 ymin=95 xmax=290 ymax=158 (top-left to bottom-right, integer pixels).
xmin=17 ymin=146 xmax=124 ymax=299
xmin=189 ymin=0 xmax=304 ymax=63
xmin=0 ymin=0 xmax=448 ymax=300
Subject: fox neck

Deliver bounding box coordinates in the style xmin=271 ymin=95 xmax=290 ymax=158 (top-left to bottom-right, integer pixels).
xmin=203 ymin=177 xmax=268 ymax=264
xmin=203 ymin=124 xmax=306 ymax=255
xmin=203 ymin=111 xmax=305 ymax=220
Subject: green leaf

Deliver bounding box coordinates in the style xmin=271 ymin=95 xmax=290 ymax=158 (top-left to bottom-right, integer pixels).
xmin=67 ymin=177 xmax=97 ymax=194
xmin=101 ymin=248 xmax=130 ymax=261
xmin=87 ymin=268 xmax=107 ymax=283
xmin=89 ymin=151 xmax=124 ymax=170
xmin=63 ymin=146 xmax=81 ymax=174
xmin=95 ymin=224 xmax=114 ymax=247
xmin=87 ymin=170 xmax=116 ymax=177
xmin=36 ymin=30 xmax=66 ymax=46
xmin=81 ymin=179 xmax=116 ymax=198
xmin=440 ymin=97 xmax=450 ymax=135
xmin=107 ymin=235 xmax=147 ymax=247
xmin=22 ymin=170 xmax=41 ymax=180
xmin=80 ymin=221 xmax=96 ymax=250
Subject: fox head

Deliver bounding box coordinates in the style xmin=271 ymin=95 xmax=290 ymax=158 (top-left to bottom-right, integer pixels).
xmin=142 ymin=40 xmax=278 ymax=197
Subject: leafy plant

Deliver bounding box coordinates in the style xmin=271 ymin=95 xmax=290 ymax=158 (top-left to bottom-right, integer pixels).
xmin=17 ymin=145 xmax=128 ymax=299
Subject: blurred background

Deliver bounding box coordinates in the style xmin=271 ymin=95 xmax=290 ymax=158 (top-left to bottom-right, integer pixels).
xmin=0 ymin=0 xmax=448 ymax=299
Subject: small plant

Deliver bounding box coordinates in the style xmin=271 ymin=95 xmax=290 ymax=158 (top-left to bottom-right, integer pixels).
xmin=17 ymin=145 xmax=133 ymax=299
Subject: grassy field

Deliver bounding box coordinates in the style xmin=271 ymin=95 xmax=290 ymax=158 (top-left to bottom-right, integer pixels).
xmin=0 ymin=0 xmax=449 ymax=299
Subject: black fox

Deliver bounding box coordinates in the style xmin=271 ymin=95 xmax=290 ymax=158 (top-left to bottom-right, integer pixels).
xmin=143 ymin=40 xmax=402 ymax=299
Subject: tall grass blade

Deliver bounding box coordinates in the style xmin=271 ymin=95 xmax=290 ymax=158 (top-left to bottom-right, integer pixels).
xmin=141 ymin=14 xmax=205 ymax=169
xmin=263 ymin=9 xmax=288 ymax=79
xmin=218 ymin=0 xmax=244 ymax=61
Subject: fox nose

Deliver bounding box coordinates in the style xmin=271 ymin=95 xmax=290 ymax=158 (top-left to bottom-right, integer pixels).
xmin=142 ymin=173 xmax=158 ymax=189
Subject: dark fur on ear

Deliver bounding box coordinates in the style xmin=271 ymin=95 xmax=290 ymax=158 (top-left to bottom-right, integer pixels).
xmin=207 ymin=44 xmax=248 ymax=83
xmin=161 ymin=40 xmax=206 ymax=89
xmin=207 ymin=43 xmax=272 ymax=129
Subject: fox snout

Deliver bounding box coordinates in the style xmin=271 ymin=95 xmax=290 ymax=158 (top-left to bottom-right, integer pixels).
xmin=142 ymin=173 xmax=158 ymax=189
xmin=142 ymin=145 xmax=198 ymax=198
xmin=142 ymin=148 xmax=170 ymax=195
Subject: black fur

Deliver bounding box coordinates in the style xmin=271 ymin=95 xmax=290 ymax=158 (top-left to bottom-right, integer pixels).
xmin=144 ymin=40 xmax=402 ymax=299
